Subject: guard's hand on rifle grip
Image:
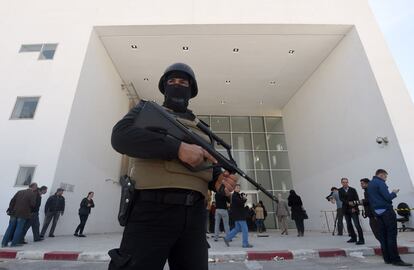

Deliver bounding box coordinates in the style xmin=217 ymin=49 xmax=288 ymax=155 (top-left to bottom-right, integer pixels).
xmin=178 ymin=142 xmax=217 ymax=167
xmin=215 ymin=171 xmax=238 ymax=196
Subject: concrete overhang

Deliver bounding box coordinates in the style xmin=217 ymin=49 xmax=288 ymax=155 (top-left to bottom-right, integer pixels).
xmin=96 ymin=24 xmax=352 ymax=115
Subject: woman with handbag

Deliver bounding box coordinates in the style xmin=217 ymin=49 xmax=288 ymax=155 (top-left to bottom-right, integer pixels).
xmin=288 ymin=190 xmax=306 ymax=237
xmin=74 ymin=191 xmax=95 ymax=237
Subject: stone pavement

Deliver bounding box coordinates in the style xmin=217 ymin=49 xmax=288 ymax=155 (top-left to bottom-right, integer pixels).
xmin=1 ymin=230 xmax=414 ymax=262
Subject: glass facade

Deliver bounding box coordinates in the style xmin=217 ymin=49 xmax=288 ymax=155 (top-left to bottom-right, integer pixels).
xmin=199 ymin=115 xmax=294 ymax=229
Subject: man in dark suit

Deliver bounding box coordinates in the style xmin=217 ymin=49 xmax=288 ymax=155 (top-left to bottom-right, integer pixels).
xmin=338 ymin=178 xmax=364 ymax=245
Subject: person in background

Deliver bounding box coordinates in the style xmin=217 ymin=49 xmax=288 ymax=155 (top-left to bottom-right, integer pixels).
xmin=254 ymin=202 xmax=265 ymax=233
xmin=21 ymin=185 xmax=48 ymax=243
xmin=288 ymin=190 xmax=305 ymax=237
xmin=1 ymin=183 xmax=37 ymax=247
xmin=259 ymin=200 xmax=268 ymax=232
xmin=74 ymin=191 xmax=95 ymax=237
xmin=367 ymin=169 xmax=412 ymax=267
xmin=359 ymin=178 xmax=380 ymax=241
xmin=40 ymin=188 xmax=65 ymax=238
xmin=213 ymin=192 xmax=230 ymax=242
xmin=224 ymin=185 xmax=253 ymax=248
xmin=247 ymin=205 xmax=256 ymax=231
xmin=276 ymin=193 xmax=290 ymax=235
xmin=338 ymin=178 xmax=364 ymax=245
xmin=328 ymin=187 xmax=343 ymax=236
xmin=208 ymin=201 xmax=216 ymax=234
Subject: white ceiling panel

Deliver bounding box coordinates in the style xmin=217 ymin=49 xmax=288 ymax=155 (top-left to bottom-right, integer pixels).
xmin=99 ymin=25 xmax=348 ymax=115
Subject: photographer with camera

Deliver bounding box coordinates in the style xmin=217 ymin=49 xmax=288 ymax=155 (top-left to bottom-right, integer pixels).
xmin=327 ymin=187 xmax=343 ymax=236
xmin=358 ymin=178 xmax=380 ymax=241
xmin=224 ymin=184 xmax=253 ymax=248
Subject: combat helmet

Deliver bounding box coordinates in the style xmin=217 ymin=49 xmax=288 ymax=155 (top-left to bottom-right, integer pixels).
xmin=158 ymin=63 xmax=198 ymax=98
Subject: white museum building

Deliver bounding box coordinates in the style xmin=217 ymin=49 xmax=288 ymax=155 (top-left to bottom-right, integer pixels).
xmin=1 ymin=0 xmax=414 ymax=235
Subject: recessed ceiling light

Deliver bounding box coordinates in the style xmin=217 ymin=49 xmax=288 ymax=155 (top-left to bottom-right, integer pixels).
xmin=269 ymin=81 xmax=276 ymax=85
xmin=225 ymin=80 xmax=231 ymax=84
xmin=182 ymin=46 xmax=189 ymax=51
xmin=220 ymin=100 xmax=226 ymax=104
xmin=288 ymin=49 xmax=295 ymax=55
xmin=233 ymin=48 xmax=239 ymax=53
xmin=131 ymin=44 xmax=138 ymax=49
xmin=143 ymin=78 xmax=149 ymax=81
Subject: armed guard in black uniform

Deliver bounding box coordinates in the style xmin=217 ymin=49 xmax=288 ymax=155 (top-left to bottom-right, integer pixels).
xmin=108 ymin=63 xmax=238 ymax=270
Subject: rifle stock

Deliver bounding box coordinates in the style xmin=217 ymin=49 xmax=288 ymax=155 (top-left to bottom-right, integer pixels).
xmin=134 ymin=101 xmax=277 ymax=202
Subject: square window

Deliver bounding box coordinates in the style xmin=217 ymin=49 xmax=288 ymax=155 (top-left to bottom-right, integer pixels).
xmin=254 ymin=151 xmax=269 ymax=170
xmin=214 ymin=133 xmax=231 ymax=150
xmin=10 ymin=97 xmax=40 ymax=119
xmin=267 ymin=134 xmax=287 ymax=151
xmin=265 ymin=117 xmax=284 ymax=132
xmin=251 ymin=117 xmax=265 ymax=132
xmin=19 ymin=44 xmax=42 ymax=53
xmin=39 ymin=43 xmax=58 ymax=60
xmin=231 ymin=116 xmax=250 ymax=132
xmin=232 ymin=133 xmax=252 ymax=150
xmin=233 ymin=151 xmax=254 ymax=170
xmin=269 ymin=152 xmax=290 ymax=170
xmin=253 ymin=133 xmax=267 ymax=150
xmin=211 ymin=116 xmax=230 ymax=132
xmin=15 ymin=166 xmax=36 ymax=186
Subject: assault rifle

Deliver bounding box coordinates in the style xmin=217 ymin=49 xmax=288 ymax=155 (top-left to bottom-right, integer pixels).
xmin=133 ymin=101 xmax=277 ymax=202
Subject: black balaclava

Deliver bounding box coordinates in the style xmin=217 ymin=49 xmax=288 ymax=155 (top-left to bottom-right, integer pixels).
xmin=162 ymin=72 xmax=192 ymax=113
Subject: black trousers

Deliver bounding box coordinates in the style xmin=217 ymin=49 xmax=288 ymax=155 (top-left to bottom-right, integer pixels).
xmin=294 ymin=218 xmax=304 ymax=234
xmin=22 ymin=212 xmax=41 ymax=241
xmin=344 ymin=212 xmax=364 ymax=241
xmin=75 ymin=215 xmax=89 ymax=235
xmin=40 ymin=211 xmax=60 ymax=237
xmin=336 ymin=208 xmax=344 ymax=235
xmin=377 ymin=209 xmax=401 ymax=263
xmin=108 ymin=192 xmax=208 ymax=270
xmin=368 ymin=216 xmax=381 ymax=242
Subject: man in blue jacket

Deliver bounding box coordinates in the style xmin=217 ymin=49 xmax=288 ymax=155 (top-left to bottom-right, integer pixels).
xmin=367 ymin=169 xmax=412 ymax=267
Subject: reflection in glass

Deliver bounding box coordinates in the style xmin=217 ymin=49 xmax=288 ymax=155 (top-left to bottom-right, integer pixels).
xmin=196 ymin=114 xmax=292 ymax=230
xmin=251 ymin=117 xmax=265 ymax=132
xmin=214 ymin=133 xmax=231 ymax=150
xmin=233 ymin=151 xmax=254 ymax=170
xmin=39 ymin=43 xmax=58 ymax=60
xmin=253 ymin=133 xmax=267 ymax=150
xmin=239 ymin=170 xmax=256 ymax=190
xmin=254 ymin=151 xmax=269 ymax=170
xmin=217 ymin=149 xmax=228 ymax=159
xmin=265 ymin=117 xmax=284 ymax=132
xmin=267 ymin=134 xmax=287 ymax=151
xmin=272 ymin=171 xmax=293 ymax=191
xmin=269 ymin=152 xmax=290 ymax=169
xmin=232 ymin=133 xmax=252 ymax=150
xmin=231 ymin=116 xmax=250 ymax=132
xmin=198 ymin=116 xmax=210 ymax=126
xmin=211 ymin=116 xmax=230 ymax=132
xmin=264 ymin=212 xmax=277 ymax=230
xmin=255 ymin=171 xmax=272 ymax=190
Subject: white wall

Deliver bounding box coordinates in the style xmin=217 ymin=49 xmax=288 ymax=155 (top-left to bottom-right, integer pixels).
xmin=282 ymin=27 xmax=414 ymax=230
xmin=0 ymin=10 xmax=93 ymax=231
xmin=1 ymin=0 xmax=413 ymax=233
xmin=49 ymin=31 xmax=129 ymax=235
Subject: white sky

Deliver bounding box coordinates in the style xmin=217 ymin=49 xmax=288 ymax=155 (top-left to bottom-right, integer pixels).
xmin=369 ymin=0 xmax=414 ymax=102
